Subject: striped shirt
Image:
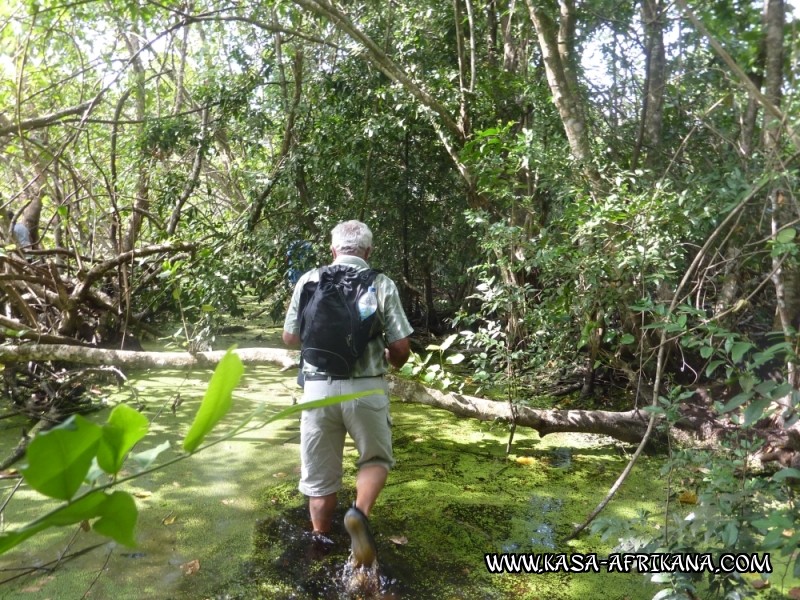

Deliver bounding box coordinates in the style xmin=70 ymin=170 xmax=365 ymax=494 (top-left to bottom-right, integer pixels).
xmin=283 ymin=255 xmax=414 ymax=377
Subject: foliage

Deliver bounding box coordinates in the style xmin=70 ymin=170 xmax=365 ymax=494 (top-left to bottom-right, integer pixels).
xmin=399 ymin=333 xmax=466 ymax=391
xmin=1 ymin=0 xmax=800 ymax=595
xmin=1 ymin=349 xmax=381 ymax=555
xmin=592 ymin=303 xmax=800 ymax=599
xmin=183 ymin=348 xmax=245 ymax=453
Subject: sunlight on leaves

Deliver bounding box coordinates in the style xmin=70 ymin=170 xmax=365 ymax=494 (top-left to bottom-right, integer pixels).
xmin=183 ymin=348 xmax=244 ymax=453
xmin=97 ymin=404 xmax=150 ymax=475
xmin=20 ymin=415 xmax=102 ymax=501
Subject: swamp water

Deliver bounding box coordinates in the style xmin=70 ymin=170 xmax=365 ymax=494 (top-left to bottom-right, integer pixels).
xmin=0 ymin=333 xmax=665 ymax=599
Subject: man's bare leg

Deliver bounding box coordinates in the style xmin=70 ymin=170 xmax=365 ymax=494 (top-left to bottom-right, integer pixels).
xmin=309 ymin=493 xmax=337 ymax=533
xmin=355 ymin=464 xmax=388 ymax=516
xmin=344 ymin=465 xmax=386 ymax=566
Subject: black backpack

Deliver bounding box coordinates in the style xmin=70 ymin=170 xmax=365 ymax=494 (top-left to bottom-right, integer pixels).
xmin=298 ymin=265 xmax=381 ymax=377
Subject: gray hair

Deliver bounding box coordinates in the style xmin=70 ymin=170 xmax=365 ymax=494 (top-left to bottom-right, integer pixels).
xmin=331 ymin=220 xmax=373 ymax=256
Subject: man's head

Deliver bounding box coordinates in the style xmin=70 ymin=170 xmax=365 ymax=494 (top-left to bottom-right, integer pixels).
xmin=331 ymin=220 xmax=373 ymax=259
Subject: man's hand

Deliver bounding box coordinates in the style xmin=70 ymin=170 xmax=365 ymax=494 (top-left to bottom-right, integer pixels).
xmin=385 ymin=338 xmax=410 ymax=369
xmin=282 ymin=331 xmax=300 ymax=348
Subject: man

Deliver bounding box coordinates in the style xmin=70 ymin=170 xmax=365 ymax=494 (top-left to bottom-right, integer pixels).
xmin=3 ymin=210 xmax=31 ymax=248
xmin=282 ymin=220 xmax=412 ymax=567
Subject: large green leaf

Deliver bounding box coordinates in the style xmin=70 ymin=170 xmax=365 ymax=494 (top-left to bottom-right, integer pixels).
xmin=93 ymin=491 xmax=138 ymax=547
xmin=719 ymin=390 xmax=753 ymax=414
xmin=0 ymin=491 xmax=107 ymax=555
xmin=743 ymin=397 xmax=772 ymax=427
xmin=777 ymin=227 xmax=796 ymax=243
xmin=46 ymin=490 xmax=108 ymax=525
xmin=264 ymin=390 xmax=384 ymax=425
xmin=21 ymin=416 xmax=102 ymax=500
xmin=183 ymin=349 xmax=245 ymax=453
xmin=0 ymin=528 xmax=43 ymax=555
xmin=730 ymin=341 xmax=753 ymax=363
xmin=772 ymin=468 xmax=800 ymax=482
xmin=97 ymin=404 xmax=150 ymax=475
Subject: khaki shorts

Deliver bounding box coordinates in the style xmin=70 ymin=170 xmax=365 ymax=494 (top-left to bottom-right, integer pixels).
xmin=298 ymin=376 xmax=394 ymax=497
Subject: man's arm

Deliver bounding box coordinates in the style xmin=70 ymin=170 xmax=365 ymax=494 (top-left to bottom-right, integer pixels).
xmin=385 ymin=337 xmax=410 ymax=369
xmin=283 ymin=271 xmax=311 ymax=348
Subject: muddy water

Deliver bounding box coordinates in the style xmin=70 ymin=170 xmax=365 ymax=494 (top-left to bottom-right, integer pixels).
xmin=0 ymin=328 xmax=665 ymax=599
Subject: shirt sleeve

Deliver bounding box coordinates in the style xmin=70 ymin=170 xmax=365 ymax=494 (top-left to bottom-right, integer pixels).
xmin=283 ymin=273 xmax=309 ymax=335
xmin=378 ymin=276 xmax=414 ymax=344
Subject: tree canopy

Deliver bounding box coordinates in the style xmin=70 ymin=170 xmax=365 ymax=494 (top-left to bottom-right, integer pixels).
xmin=2 ymin=0 xmax=800 ymax=595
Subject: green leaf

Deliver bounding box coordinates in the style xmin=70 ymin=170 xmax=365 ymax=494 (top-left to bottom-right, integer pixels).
xmin=93 ymin=491 xmax=138 ymax=547
xmin=754 ymin=380 xmax=777 ymax=396
xmin=47 ymin=491 xmax=107 ymax=525
xmin=777 ymin=228 xmax=796 ymax=243
xmin=770 ymin=383 xmax=793 ymax=400
xmin=0 ymin=529 xmax=41 ymax=555
xmin=706 ymin=360 xmax=725 ymax=377
xmin=730 ymin=341 xmax=753 ymax=363
xmin=130 ymin=441 xmax=171 ymax=471
xmin=743 ymin=397 xmax=772 ymax=427
xmin=619 ymin=333 xmax=635 ymax=345
xmin=183 ymin=348 xmax=245 ymax=453
xmin=700 ymin=345 xmax=713 ymax=359
xmin=0 ymin=491 xmax=107 ymax=555
xmin=439 ymin=334 xmax=458 ymax=352
xmin=719 ymin=391 xmax=753 ymax=414
xmin=264 ymin=390 xmax=385 ymax=425
xmin=722 ymin=521 xmax=739 ymax=546
xmin=97 ymin=405 xmax=150 ymax=475
xmin=446 ymin=353 xmax=465 ymax=365
xmin=772 ymin=468 xmax=800 ymax=482
xmin=21 ymin=416 xmax=102 ymax=501
xmin=85 ymin=457 xmax=106 ymax=485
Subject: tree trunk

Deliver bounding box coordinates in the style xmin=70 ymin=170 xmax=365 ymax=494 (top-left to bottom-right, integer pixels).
xmin=762 ymin=0 xmax=798 ymax=387
xmin=121 ymin=30 xmax=150 ymax=254
xmin=525 ymin=0 xmax=601 ymax=192
xmin=632 ymin=0 xmax=666 ymax=170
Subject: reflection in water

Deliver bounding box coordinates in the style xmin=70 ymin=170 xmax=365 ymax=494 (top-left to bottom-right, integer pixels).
xmin=549 ymin=447 xmax=573 ymax=469
xmin=499 ymin=496 xmax=562 ymax=553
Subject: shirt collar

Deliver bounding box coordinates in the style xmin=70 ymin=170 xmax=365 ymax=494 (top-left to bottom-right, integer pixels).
xmin=333 ymin=255 xmax=370 ymax=269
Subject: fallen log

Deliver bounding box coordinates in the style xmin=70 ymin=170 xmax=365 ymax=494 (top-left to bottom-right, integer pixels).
xmin=0 ymin=344 xmax=297 ymax=370
xmin=0 ymin=343 xmax=664 ymax=446
xmin=387 ymin=377 xmax=663 ymax=446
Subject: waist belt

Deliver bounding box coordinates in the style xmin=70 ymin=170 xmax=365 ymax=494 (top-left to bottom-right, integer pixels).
xmin=303 ymin=373 xmax=383 ymax=381
xmin=303 ymin=373 xmax=350 ymax=381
